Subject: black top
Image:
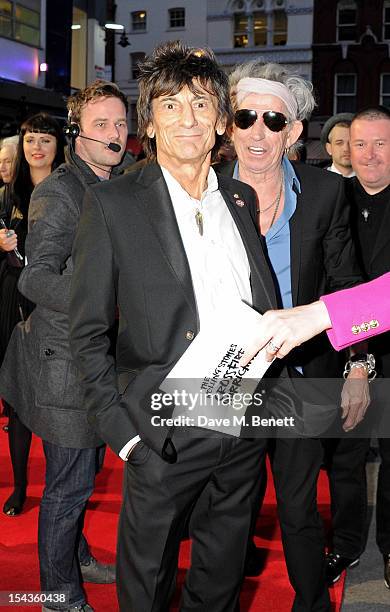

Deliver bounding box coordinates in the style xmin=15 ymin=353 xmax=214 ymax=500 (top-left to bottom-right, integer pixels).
xmin=347 ymin=178 xmax=390 ymax=276
xmin=347 ymin=177 xmax=390 ymax=375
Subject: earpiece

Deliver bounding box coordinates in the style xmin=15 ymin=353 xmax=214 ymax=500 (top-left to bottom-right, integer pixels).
xmin=63 ymin=121 xmax=122 ymax=154
xmin=63 ymin=123 xmax=80 ymax=138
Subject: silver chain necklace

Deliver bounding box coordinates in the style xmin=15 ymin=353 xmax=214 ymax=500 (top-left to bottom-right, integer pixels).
xmin=258 ymin=169 xmax=284 ymax=213
xmin=260 ymin=169 xmax=284 ymax=231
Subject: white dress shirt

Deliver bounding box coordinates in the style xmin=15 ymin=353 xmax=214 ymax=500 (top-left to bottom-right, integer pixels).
xmin=119 ymin=165 xmax=251 ymax=460
xmin=327 ymin=163 xmax=355 ymax=178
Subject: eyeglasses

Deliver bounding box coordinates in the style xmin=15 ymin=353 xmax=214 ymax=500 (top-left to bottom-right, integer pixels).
xmin=234 ymin=109 xmax=288 ymax=132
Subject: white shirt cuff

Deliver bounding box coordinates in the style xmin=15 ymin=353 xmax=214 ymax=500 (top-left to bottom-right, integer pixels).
xmin=119 ymin=435 xmax=141 ymax=461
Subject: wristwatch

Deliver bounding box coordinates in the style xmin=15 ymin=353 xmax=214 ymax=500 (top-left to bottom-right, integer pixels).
xmin=343 ymin=353 xmax=376 ymax=381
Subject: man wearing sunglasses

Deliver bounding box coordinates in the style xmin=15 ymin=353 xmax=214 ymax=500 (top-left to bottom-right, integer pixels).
xmin=215 ymin=61 xmax=366 ymax=611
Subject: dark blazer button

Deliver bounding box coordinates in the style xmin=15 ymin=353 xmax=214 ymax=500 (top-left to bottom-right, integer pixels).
xmin=185 ymin=330 xmax=195 ymax=341
xmin=44 ymin=348 xmax=55 ymax=356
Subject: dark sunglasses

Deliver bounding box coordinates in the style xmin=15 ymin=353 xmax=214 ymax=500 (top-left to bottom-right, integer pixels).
xmin=234 ymin=109 xmax=288 ymax=132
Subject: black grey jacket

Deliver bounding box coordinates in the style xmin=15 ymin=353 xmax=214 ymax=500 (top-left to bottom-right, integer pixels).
xmin=0 ymin=147 xmax=134 ymax=448
xmin=69 ymin=162 xmax=279 ymax=457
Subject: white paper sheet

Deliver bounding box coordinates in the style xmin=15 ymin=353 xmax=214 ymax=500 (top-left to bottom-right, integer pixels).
xmin=159 ymin=301 xmax=273 ymax=435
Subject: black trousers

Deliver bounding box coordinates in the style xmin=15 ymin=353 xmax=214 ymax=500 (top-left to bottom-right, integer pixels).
xmin=272 ymin=437 xmax=331 ymax=612
xmin=321 ymin=437 xmax=370 ymax=559
xmin=117 ymin=432 xmax=266 ymax=612
xmin=376 ymin=438 xmax=390 ymax=555
xmin=320 ymin=437 xmax=390 ymax=558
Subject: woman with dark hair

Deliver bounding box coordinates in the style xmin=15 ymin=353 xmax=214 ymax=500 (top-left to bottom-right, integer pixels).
xmin=0 ymin=112 xmax=64 ymax=516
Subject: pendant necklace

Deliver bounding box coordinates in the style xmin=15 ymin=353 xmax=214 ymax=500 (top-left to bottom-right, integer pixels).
xmin=195 ymin=209 xmax=204 ymax=236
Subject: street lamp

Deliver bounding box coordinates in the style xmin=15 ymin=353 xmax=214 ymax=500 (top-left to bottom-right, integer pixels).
xmin=104 ymin=23 xmax=131 ymax=47
xmin=118 ymin=32 xmax=130 ymax=47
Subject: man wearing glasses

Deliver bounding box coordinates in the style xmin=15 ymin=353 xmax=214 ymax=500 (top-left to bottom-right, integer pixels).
xmin=215 ymin=61 xmax=366 ymax=611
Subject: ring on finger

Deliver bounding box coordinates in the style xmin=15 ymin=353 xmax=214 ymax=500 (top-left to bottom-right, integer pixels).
xmin=268 ymin=340 xmax=281 ymax=353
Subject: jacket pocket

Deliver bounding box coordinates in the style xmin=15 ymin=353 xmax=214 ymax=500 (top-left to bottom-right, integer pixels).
xmin=35 ymin=339 xmax=84 ymax=410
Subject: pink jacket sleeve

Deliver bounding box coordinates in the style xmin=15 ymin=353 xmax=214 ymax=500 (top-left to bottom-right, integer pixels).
xmin=320 ymin=273 xmax=390 ymax=351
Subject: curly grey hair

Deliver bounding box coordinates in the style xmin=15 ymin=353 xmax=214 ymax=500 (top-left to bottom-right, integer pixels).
xmin=229 ymin=61 xmax=316 ymax=121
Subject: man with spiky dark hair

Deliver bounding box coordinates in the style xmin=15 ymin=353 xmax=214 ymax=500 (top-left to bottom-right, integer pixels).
xmin=69 ymin=41 xmax=275 ymax=611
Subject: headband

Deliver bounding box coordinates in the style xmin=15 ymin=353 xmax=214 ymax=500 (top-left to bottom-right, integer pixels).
xmin=236 ymin=77 xmax=298 ymax=120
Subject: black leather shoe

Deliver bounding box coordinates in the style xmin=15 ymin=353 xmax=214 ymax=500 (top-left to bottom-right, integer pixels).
xmin=80 ymin=556 xmax=115 ymax=584
xmin=384 ymin=554 xmax=390 ymax=589
xmin=326 ymin=552 xmax=359 ymax=585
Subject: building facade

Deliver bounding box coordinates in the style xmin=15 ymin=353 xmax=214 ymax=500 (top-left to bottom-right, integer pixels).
xmin=112 ymin=0 xmax=313 ymax=134
xmin=0 ymin=0 xmax=57 ymax=132
xmin=0 ymin=0 xmax=109 ymax=135
xmin=311 ymin=0 xmax=390 ymax=136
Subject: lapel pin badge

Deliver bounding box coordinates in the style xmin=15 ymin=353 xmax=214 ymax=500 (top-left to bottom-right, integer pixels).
xmin=233 ymin=193 xmax=245 ymax=207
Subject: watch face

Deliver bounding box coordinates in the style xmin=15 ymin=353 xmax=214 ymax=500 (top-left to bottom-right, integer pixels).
xmin=350 ymin=353 xmax=367 ymax=362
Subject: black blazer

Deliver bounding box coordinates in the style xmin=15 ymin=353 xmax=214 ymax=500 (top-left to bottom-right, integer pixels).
xmin=69 ymin=162 xmax=279 ymax=457
xmin=215 ymin=160 xmax=363 ymax=379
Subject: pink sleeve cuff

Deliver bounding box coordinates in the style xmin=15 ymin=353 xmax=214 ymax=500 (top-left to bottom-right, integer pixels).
xmin=320 ymin=273 xmax=390 ymax=351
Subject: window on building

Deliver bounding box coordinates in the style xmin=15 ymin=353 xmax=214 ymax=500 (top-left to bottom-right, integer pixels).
xmin=334 ymin=73 xmax=357 ymax=112
xmin=337 ymin=1 xmax=357 ymax=42
xmin=15 ymin=4 xmax=40 ymax=46
xmin=169 ymin=7 xmax=185 ymax=28
xmin=273 ymin=9 xmax=287 ymax=45
xmin=0 ymin=0 xmax=40 ymax=46
xmin=381 ymin=74 xmax=390 ymax=108
xmin=234 ymin=12 xmax=248 ymax=47
xmin=253 ymin=11 xmax=267 ymax=46
xmin=130 ymin=52 xmax=145 ymax=80
xmin=131 ymin=10 xmax=147 ymax=31
xmin=384 ymin=1 xmax=390 ymax=40
xmin=0 ymin=1 xmax=12 ymax=38
xmin=232 ymin=1 xmax=287 ymax=48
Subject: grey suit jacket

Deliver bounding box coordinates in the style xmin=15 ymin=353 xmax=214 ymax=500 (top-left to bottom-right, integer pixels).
xmin=69 ymin=162 xmax=280 ymax=457
xmin=0 ymin=148 xmax=134 ymax=448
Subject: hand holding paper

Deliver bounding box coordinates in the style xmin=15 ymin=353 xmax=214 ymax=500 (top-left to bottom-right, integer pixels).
xmin=239 ymin=301 xmax=332 ymax=365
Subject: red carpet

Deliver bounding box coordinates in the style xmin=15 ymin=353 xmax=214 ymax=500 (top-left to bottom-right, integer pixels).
xmin=0 ymin=417 xmax=344 ymax=611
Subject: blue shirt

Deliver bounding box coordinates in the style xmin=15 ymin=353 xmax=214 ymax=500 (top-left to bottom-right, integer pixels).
xmin=234 ymin=156 xmax=301 ymax=309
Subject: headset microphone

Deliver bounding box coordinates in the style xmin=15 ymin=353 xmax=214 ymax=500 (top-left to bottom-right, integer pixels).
xmin=107 ymin=142 xmax=121 ymax=153
xmin=79 ymin=135 xmax=121 ymax=153
xmin=63 ymin=123 xmax=121 ymax=152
